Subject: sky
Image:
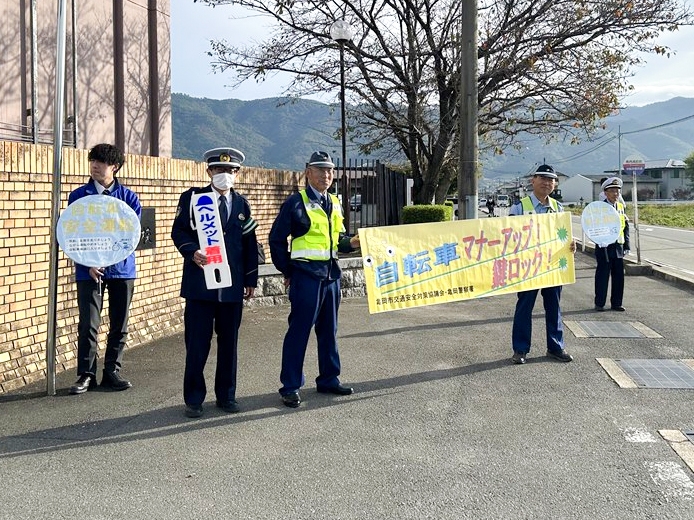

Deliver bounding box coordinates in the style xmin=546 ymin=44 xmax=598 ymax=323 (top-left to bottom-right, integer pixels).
xmin=170 ymin=2 xmax=694 ymax=106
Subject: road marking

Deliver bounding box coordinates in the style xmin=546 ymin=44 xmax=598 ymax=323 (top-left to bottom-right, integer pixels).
xmin=622 ymin=427 xmax=658 ymax=443
xmin=660 ymin=430 xmax=694 ymax=475
xmin=644 ymin=461 xmax=694 ymax=500
xmin=596 ymin=357 xmax=637 ymax=388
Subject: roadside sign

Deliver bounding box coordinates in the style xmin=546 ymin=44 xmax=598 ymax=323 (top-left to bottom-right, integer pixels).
xmin=623 ymin=155 xmax=645 ymax=175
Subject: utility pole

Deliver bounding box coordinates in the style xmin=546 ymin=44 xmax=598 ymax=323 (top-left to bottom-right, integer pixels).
xmin=457 ymin=0 xmax=478 ymax=219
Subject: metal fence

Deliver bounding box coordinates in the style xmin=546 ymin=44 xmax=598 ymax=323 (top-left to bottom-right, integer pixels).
xmin=0 ymin=122 xmax=76 ymax=147
xmin=334 ymin=158 xmax=407 ymax=235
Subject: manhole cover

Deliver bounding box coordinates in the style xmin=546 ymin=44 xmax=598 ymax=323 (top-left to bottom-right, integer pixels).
xmin=564 ymin=321 xmax=661 ymax=338
xmin=616 ymin=359 xmax=694 ymax=389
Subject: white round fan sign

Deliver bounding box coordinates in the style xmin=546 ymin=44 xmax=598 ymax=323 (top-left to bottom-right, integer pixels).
xmin=580 ymin=201 xmax=621 ymax=247
xmin=57 ymin=195 xmax=141 ymax=267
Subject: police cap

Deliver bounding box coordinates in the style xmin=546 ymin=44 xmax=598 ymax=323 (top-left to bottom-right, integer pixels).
xmin=308 ymin=151 xmax=335 ymax=168
xmin=534 ymin=164 xmax=558 ymax=180
xmin=601 ymin=176 xmax=623 ymax=191
xmin=203 ymin=147 xmax=245 ymax=169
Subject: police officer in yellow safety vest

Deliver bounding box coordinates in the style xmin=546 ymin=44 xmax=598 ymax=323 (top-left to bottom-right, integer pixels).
xmin=508 ymin=164 xmax=577 ymax=365
xmin=594 ymin=176 xmax=630 ymax=312
xmin=269 ymin=151 xmax=360 ymax=408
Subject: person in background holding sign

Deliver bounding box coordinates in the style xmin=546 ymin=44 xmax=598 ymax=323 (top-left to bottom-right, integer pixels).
xmin=594 ymin=177 xmax=630 ymax=312
xmin=68 ymin=143 xmax=141 ymax=395
xmin=508 ymin=164 xmax=576 ymax=365
xmin=171 ymin=147 xmax=259 ymax=418
xmin=269 ymin=151 xmax=360 ymax=408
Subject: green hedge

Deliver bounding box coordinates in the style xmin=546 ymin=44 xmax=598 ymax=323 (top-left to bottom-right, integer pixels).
xmin=402 ymin=204 xmax=453 ymax=224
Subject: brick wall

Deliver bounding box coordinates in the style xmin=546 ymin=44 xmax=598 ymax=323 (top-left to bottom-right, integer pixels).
xmin=0 ymin=141 xmax=303 ymax=393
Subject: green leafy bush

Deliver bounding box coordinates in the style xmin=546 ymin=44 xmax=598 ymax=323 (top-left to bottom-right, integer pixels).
xmin=402 ymin=204 xmax=452 ymax=224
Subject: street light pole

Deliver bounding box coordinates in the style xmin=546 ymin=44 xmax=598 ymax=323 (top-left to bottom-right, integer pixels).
xmin=330 ymin=20 xmax=353 ymax=228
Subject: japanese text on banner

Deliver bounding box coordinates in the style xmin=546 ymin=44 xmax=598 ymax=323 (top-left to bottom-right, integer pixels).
xmin=359 ymin=212 xmax=575 ymax=314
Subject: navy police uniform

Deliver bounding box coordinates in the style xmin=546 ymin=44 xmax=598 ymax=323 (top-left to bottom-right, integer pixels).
xmin=269 ymin=151 xmax=357 ymax=398
xmin=171 ymin=148 xmax=258 ymax=409
xmin=594 ymin=176 xmax=630 ymax=311
xmin=509 ymin=165 xmax=569 ymax=359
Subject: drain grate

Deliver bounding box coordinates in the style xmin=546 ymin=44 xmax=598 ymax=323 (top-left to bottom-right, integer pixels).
xmin=616 ymin=359 xmax=694 ymax=389
xmin=564 ymin=320 xmax=661 ymax=338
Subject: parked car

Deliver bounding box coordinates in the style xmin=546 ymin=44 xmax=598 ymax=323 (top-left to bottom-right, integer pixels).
xmin=350 ymin=194 xmax=362 ymax=211
xmin=496 ymin=194 xmax=510 ymax=207
xmin=478 ymin=198 xmax=487 ymax=208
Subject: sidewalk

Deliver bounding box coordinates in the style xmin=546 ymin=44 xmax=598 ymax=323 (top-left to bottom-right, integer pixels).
xmin=2 ymin=251 xmax=694 ymax=519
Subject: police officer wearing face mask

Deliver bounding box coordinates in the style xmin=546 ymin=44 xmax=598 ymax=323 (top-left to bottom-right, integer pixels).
xmin=171 ymin=147 xmax=259 ymax=418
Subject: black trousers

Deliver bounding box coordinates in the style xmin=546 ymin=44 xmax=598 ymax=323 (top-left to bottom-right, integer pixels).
xmin=183 ymin=299 xmax=243 ymax=406
xmin=594 ymin=247 xmax=625 ymax=308
xmin=76 ymin=278 xmax=135 ymax=376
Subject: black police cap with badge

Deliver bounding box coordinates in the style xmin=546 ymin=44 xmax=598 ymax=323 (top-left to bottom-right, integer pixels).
xmin=534 ymin=164 xmax=558 ymax=180
xmin=308 ymin=151 xmax=335 ymax=168
xmin=203 ymin=147 xmax=245 ymax=169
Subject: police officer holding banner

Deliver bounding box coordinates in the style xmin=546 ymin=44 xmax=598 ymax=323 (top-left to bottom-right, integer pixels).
xmin=594 ymin=176 xmax=629 ymax=312
xmin=171 ymin=147 xmax=259 ymax=418
xmin=509 ymin=164 xmax=576 ymax=365
xmin=269 ymin=151 xmax=360 ymax=408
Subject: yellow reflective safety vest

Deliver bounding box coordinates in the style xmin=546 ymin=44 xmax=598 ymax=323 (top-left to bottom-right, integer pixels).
xmin=290 ymin=190 xmax=344 ymax=261
xmin=520 ymin=196 xmax=559 ymax=214
xmin=615 ymin=201 xmax=626 ymax=244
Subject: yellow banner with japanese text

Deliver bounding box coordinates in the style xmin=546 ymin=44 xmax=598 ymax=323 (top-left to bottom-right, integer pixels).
xmin=359 ymin=212 xmax=575 ymax=313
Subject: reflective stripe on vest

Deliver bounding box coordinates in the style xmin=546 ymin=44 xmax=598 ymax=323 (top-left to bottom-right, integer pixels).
xmin=520 ymin=196 xmax=559 ymax=214
xmin=290 ymin=190 xmax=344 ymax=261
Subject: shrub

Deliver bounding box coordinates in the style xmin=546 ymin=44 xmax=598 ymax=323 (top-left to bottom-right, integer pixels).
xmin=402 ymin=204 xmax=452 ymax=224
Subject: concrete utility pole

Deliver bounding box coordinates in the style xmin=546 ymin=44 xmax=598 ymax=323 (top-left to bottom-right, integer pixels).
xmin=457 ymin=0 xmax=479 ymax=220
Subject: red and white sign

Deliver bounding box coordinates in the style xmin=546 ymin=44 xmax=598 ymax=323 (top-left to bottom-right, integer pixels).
xmin=192 ymin=193 xmax=232 ymax=289
xmin=623 ymin=155 xmax=645 ymax=175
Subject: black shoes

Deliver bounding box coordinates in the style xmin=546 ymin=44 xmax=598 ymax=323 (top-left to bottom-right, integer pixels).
xmin=281 ymin=386 xmax=353 ymax=408
xmin=594 ymin=305 xmax=606 ymax=312
xmin=281 ymin=391 xmax=301 ymax=408
xmin=511 ymin=352 xmax=527 ymax=365
xmin=101 ymin=369 xmax=132 ymax=391
xmin=184 ymin=404 xmax=203 ymax=418
xmin=216 ymin=399 xmax=240 ymax=413
xmin=317 ymin=384 xmax=354 ymax=395
xmin=185 ymin=401 xmax=239 ymax=417
xmin=546 ymin=350 xmax=573 ymax=362
xmin=69 ymin=374 xmax=97 ymax=395
xmin=611 ymin=305 xmax=626 ymax=312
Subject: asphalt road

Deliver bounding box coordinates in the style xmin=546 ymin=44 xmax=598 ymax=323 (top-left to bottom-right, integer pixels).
xmin=1 ymin=251 xmax=694 ymax=519
xmin=571 ymin=214 xmax=694 ymax=277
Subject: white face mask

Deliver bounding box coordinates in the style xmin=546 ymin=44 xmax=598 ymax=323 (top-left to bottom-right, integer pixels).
xmin=212 ymin=172 xmax=235 ymax=191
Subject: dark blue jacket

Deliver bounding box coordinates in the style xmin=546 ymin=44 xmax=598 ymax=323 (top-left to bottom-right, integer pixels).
xmin=171 ymin=186 xmax=259 ymax=303
xmin=269 ymin=190 xmax=354 ymax=281
xmin=67 ymin=178 xmax=141 ymax=281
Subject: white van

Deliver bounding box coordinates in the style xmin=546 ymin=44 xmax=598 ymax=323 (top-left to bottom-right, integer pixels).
xmin=496 ymin=195 xmax=510 ymax=207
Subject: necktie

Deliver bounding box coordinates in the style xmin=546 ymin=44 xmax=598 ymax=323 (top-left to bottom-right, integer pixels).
xmin=103 ymin=189 xmax=110 ymax=195
xmin=320 ymin=195 xmax=328 ymax=212
xmin=218 ymin=195 xmax=228 ymax=223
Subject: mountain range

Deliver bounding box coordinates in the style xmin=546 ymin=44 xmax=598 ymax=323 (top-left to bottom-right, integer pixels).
xmin=172 ymin=93 xmax=694 ymax=179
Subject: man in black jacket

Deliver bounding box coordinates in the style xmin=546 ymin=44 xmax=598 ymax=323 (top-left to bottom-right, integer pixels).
xmin=171 ymin=147 xmax=259 ymax=418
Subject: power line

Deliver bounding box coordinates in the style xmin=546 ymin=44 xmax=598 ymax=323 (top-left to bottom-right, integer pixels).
xmin=552 ymin=134 xmax=618 ymax=164
xmin=621 ymin=113 xmax=694 ymax=135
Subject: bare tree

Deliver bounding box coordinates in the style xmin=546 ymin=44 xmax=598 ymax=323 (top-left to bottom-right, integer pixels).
xmin=196 ymin=0 xmax=692 ymax=203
